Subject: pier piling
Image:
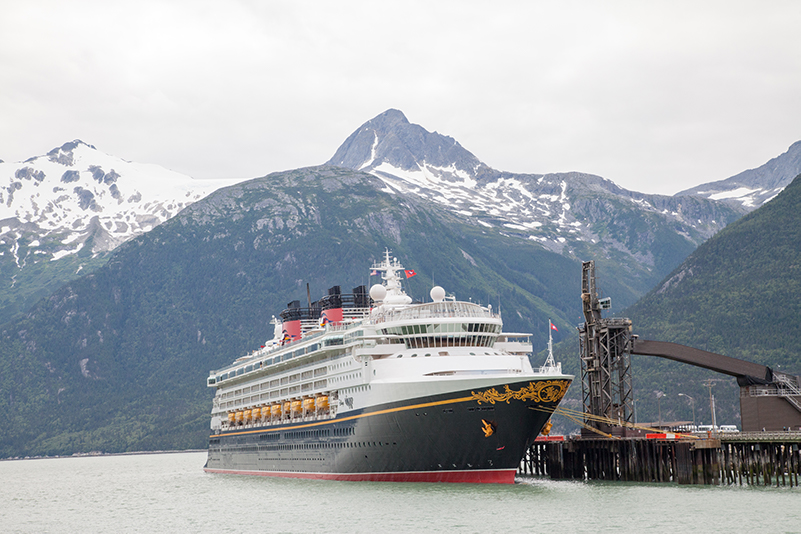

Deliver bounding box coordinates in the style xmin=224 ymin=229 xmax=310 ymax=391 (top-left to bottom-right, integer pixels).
xmin=520 ymin=432 xmax=801 ymax=486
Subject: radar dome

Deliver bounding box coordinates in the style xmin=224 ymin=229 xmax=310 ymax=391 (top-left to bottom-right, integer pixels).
xmin=370 ymin=284 xmax=387 ymax=301
xmin=430 ymin=286 xmax=446 ymax=302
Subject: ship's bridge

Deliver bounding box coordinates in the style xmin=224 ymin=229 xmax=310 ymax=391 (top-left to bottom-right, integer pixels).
xmin=374 ymin=300 xmax=503 ymax=350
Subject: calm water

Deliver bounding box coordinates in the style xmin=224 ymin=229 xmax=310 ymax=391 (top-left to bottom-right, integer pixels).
xmin=1 ymin=451 xmax=798 ymax=533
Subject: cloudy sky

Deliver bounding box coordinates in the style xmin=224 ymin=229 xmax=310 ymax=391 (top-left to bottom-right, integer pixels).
xmin=1 ymin=0 xmax=799 ymax=195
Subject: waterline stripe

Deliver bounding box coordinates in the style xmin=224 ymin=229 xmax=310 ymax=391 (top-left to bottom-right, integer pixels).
xmin=203 ymin=467 xmax=517 ymax=484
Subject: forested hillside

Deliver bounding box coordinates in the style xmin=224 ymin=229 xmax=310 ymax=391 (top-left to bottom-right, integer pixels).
xmin=624 ymin=175 xmax=801 ymax=426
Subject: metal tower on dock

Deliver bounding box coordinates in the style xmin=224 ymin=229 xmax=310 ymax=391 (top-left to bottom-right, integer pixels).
xmin=579 ymin=261 xmax=635 ymax=437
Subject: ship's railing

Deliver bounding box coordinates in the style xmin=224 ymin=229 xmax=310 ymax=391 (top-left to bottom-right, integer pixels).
xmin=367 ymin=301 xmax=498 ymax=324
xmin=720 ymin=431 xmax=801 ymax=442
xmin=208 ymin=327 xmax=363 ymax=384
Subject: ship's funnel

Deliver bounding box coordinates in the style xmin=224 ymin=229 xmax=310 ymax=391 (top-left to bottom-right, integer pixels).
xmin=321 ymin=286 xmax=344 ymax=325
xmin=280 ymin=300 xmax=302 ymax=342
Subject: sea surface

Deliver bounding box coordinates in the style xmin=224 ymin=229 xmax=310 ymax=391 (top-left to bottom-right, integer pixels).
xmin=1 ymin=451 xmax=798 ymax=533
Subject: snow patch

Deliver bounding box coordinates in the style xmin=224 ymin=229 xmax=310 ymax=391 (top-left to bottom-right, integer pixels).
xmin=708 ymin=187 xmax=761 ymax=201
xmin=52 ymin=244 xmax=84 ymax=260
xmin=79 ymin=358 xmax=91 ymax=378
xmin=460 ymin=248 xmax=477 ymax=267
xmin=359 ymin=131 xmax=379 ymax=170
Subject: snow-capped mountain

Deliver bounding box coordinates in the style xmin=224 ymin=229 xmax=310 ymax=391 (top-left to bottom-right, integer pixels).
xmin=327 ymin=110 xmax=745 ymax=272
xmin=0 ymin=140 xmax=241 ymax=257
xmin=0 ymin=140 xmax=243 ymax=324
xmin=676 ymin=141 xmax=801 ymax=208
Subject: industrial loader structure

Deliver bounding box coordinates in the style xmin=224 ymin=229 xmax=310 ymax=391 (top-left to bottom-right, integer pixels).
xmin=579 ymin=260 xmax=801 ymax=433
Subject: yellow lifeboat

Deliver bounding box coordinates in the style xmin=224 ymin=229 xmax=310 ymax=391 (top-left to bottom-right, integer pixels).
xmin=302 ymin=398 xmax=315 ymax=413
xmin=315 ymin=396 xmax=329 ymax=410
xmin=271 ymin=404 xmax=281 ymax=418
xmin=227 ymin=412 xmax=236 ymax=424
xmin=282 ymin=401 xmax=291 ymax=416
xmin=290 ymin=400 xmax=302 ymax=415
xmin=235 ymin=411 xmax=244 ymax=423
xmin=252 ymin=407 xmax=261 ymax=420
xmin=243 ymin=409 xmax=252 ymax=422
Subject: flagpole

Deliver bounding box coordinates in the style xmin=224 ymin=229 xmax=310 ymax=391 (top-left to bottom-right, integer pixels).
xmin=541 ymin=319 xmax=558 ymax=372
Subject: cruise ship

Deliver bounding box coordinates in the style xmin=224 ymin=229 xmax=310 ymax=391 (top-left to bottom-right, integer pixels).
xmin=204 ymin=250 xmax=572 ymax=483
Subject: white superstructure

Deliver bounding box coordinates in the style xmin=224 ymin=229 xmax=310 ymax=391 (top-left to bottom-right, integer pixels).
xmin=207 ymin=249 xmax=564 ymax=432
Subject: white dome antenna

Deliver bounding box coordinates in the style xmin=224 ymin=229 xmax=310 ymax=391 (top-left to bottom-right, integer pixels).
xmin=370 ymin=284 xmax=387 ymax=302
xmin=430 ymin=286 xmax=446 ymax=302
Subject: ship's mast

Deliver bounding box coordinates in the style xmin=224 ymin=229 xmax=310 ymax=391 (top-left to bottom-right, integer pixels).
xmin=540 ymin=319 xmax=561 ymax=374
xmin=370 ymin=249 xmax=412 ymax=306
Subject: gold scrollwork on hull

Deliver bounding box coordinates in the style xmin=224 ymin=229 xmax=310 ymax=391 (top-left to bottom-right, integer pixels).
xmin=470 ymin=380 xmax=570 ymax=405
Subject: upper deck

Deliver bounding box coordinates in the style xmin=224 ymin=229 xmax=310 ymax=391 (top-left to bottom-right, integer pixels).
xmin=374 ymin=300 xmax=497 ymax=322
xmin=207 ymin=300 xmax=507 ymax=387
xmin=208 ymin=251 xmax=525 ymax=391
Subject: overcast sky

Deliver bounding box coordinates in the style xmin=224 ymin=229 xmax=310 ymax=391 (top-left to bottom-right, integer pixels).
xmin=1 ymin=0 xmax=799 ymax=195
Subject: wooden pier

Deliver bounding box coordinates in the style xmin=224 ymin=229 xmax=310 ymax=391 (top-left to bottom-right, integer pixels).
xmin=519 ymin=432 xmax=801 ymax=486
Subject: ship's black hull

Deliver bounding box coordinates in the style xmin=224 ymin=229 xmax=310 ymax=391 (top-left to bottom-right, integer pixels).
xmin=205 ymin=378 xmax=570 ymax=483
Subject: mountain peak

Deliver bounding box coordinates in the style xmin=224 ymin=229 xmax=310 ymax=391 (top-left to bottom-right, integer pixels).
xmin=44 ymin=140 xmax=97 ymax=166
xmin=366 ymin=108 xmax=409 ymax=128
xmin=326 ymin=108 xmax=487 ymax=183
xmin=49 ymin=139 xmax=97 ymax=153
xmin=676 ymin=140 xmax=801 ymax=209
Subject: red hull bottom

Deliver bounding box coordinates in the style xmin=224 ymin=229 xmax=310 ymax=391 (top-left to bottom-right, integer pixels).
xmin=203 ymin=467 xmax=516 ymax=484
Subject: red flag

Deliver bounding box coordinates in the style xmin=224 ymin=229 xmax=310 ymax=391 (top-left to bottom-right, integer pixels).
xmin=550 ymin=321 xmax=558 ymax=332
xmin=404 ymin=269 xmax=417 ymax=278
